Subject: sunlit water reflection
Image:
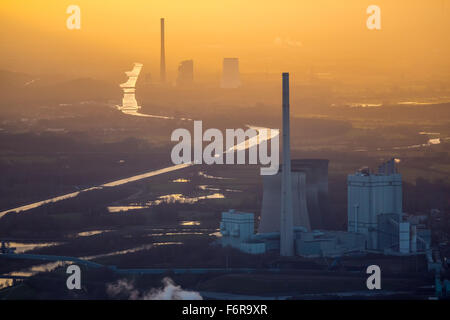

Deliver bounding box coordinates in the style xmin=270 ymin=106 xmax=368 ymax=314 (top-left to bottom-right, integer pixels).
xmin=107 ymin=192 xmax=226 ymax=213
xmin=5 ymin=242 xmax=62 ymax=254
xmin=0 ymin=125 xmax=274 ymax=218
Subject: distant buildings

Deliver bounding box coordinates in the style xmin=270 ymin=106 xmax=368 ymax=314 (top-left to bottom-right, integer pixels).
xmin=221 ymin=58 xmax=241 ymax=88
xmin=151 ymin=19 xmax=243 ymax=87
xmin=176 ymin=60 xmax=194 ymax=87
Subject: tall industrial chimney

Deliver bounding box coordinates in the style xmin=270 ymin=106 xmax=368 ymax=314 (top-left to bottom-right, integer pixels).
xmin=280 ymin=73 xmax=294 ymax=256
xmin=160 ymin=18 xmax=166 ymax=83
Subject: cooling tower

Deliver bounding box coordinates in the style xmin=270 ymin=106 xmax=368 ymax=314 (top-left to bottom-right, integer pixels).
xmin=291 ymin=159 xmax=329 ymax=230
xmin=259 ymin=170 xmax=310 ymax=234
xmin=258 ymin=159 xmax=329 ymax=233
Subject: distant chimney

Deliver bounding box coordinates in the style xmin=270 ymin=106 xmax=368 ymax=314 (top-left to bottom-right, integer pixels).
xmin=160 ymin=18 xmax=166 ymax=83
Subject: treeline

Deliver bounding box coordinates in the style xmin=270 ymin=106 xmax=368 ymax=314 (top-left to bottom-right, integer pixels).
xmin=327 ymin=103 xmax=450 ymax=123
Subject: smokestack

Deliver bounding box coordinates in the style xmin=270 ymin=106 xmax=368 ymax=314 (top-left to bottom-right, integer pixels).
xmin=160 ymin=18 xmax=166 ymax=83
xmin=280 ymin=72 xmax=294 ymax=256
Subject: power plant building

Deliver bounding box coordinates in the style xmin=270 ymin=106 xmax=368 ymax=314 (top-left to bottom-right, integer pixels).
xmin=218 ymin=75 xmax=431 ymax=258
xmin=220 ymin=158 xmax=431 ymax=256
xmin=176 ymin=60 xmax=194 ymax=86
xmin=220 ymin=210 xmax=266 ymax=254
xmin=221 ymin=58 xmax=241 ymax=88
xmin=347 ymin=159 xmax=402 ymax=250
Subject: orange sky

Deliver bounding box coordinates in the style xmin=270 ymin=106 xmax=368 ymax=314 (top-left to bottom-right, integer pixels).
xmin=1 ymin=0 xmax=449 ymax=81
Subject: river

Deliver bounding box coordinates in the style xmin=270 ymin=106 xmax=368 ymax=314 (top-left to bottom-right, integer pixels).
xmin=0 ymin=117 xmax=278 ymax=219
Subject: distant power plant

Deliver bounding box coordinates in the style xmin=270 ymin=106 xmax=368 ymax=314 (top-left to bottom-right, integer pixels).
xmin=176 ymin=60 xmax=194 ymax=87
xmin=221 ymin=58 xmax=241 ymax=88
xmin=160 ymin=18 xmax=166 ymax=83
xmin=290 ymin=159 xmax=329 ymax=230
xmin=134 ymin=19 xmax=246 ymax=87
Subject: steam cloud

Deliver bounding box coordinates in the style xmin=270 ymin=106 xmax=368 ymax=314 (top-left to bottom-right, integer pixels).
xmin=106 ymin=277 xmax=203 ymax=300
xmin=274 ymin=37 xmax=302 ymax=48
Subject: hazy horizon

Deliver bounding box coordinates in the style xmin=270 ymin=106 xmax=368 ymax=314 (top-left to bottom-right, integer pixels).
xmin=1 ymin=0 xmax=449 ymax=84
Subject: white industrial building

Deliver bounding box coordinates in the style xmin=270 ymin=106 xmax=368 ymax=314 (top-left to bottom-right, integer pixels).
xmin=347 ymin=160 xmax=402 ymax=250
xmin=219 ymin=209 xmax=367 ymax=257
xmin=220 ymin=209 xmax=266 ymax=254
xmin=347 ymin=159 xmax=430 ymax=254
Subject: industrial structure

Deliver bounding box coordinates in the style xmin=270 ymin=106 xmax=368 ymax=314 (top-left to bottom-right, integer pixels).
xmin=347 ymin=161 xmax=402 ymax=250
xmin=221 ymin=58 xmax=241 ymax=88
xmin=176 ymin=60 xmax=194 ymax=87
xmin=280 ymin=72 xmax=294 ymax=256
xmin=219 ymin=74 xmax=431 ymax=258
xmin=219 ymin=210 xmax=265 ymax=254
xmin=160 ymin=18 xmax=166 ymax=83
xmin=348 ymin=159 xmax=431 ymax=254
xmin=220 ymin=159 xmax=431 ymax=257
xmin=259 ymin=159 xmax=330 ymax=234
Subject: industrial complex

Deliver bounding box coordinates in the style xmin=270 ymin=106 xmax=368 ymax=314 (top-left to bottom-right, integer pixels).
xmin=1 ymin=11 xmax=449 ymax=301
xmin=117 ymin=18 xmax=242 ymax=111
xmin=219 ymin=74 xmax=432 ymax=259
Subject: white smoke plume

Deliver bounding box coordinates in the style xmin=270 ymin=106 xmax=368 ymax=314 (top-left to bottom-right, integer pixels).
xmin=106 ymin=279 xmax=140 ymax=300
xmin=274 ymin=37 xmax=302 ymax=48
xmin=106 ymin=277 xmax=203 ymax=300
